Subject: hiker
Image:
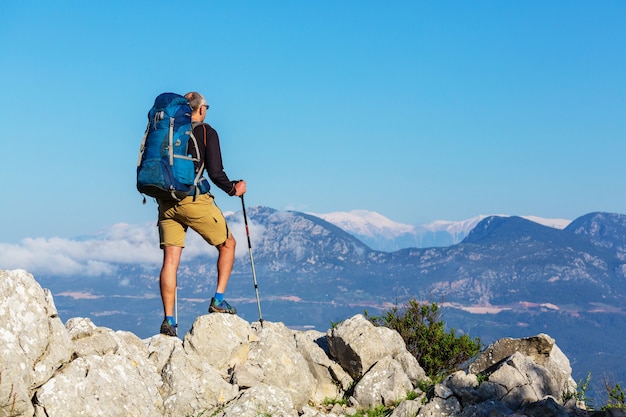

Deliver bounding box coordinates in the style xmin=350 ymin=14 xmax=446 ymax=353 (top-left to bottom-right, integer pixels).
xmin=157 ymin=91 xmax=246 ymax=336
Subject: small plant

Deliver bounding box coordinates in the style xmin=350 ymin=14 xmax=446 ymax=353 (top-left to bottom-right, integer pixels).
xmin=366 ymin=299 xmax=482 ymax=380
xmin=323 ymin=396 xmax=348 ymax=407
xmin=347 ymin=403 xmax=390 ymax=417
xmin=330 ymin=319 xmax=344 ymax=329
xmin=476 ymin=371 xmax=489 ymax=385
xmin=603 ymin=379 xmax=626 ymax=410
xmin=336 ymin=389 xmax=422 ymax=416
xmin=561 ymin=372 xmax=626 ymax=411
xmin=416 ymin=379 xmax=434 ymax=394
xmin=565 ymin=372 xmax=593 ymax=410
xmin=404 ymin=390 xmax=421 ymax=401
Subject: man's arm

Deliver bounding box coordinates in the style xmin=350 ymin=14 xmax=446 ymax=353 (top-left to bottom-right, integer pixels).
xmin=201 ymin=124 xmax=239 ymax=196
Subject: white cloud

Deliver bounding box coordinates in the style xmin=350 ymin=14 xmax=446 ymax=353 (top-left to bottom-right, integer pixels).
xmin=0 ymin=225 xmax=160 ymax=276
xmin=0 ymin=219 xmax=264 ymax=277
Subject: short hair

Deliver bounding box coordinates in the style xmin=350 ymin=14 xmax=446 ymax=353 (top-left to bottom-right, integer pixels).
xmin=185 ymin=92 xmax=206 ymax=111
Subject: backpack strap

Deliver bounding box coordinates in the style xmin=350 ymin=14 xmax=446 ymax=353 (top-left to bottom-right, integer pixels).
xmin=190 ymin=122 xmax=208 ymax=199
xmin=137 ymin=123 xmax=151 ymax=204
xmin=137 ymin=123 xmax=150 ymax=168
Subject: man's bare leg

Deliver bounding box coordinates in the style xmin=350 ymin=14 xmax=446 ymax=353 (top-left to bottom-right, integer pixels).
xmin=160 ymin=246 xmax=182 ymax=318
xmin=216 ymin=234 xmax=236 ymax=293
xmin=210 ymin=234 xmax=237 ymax=313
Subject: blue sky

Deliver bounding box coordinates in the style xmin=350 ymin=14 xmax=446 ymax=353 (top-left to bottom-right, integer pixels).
xmin=1 ymin=1 xmax=625 ymax=244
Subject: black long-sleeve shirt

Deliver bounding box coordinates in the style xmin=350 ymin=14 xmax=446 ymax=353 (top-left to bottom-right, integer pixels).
xmin=191 ymin=123 xmax=237 ymax=196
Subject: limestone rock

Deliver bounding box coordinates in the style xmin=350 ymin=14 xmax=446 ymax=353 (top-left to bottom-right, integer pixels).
xmin=0 ymin=269 xmax=72 ymax=417
xmin=34 ymin=353 xmax=164 ymax=417
xmin=456 ymin=400 xmax=513 ymax=417
xmin=482 ymin=351 xmax=561 ymax=409
xmin=145 ymin=332 xmax=182 ymax=374
xmin=34 ymin=319 xmax=165 ymax=416
xmin=470 ymin=333 xmax=556 ymax=374
xmin=521 ymin=396 xmax=571 ymax=417
xmin=353 ymin=355 xmax=414 ymax=408
xmin=444 ymin=370 xmax=481 ymax=407
xmin=151 ymin=331 xmax=239 ymax=417
xmin=183 ymin=313 xmax=252 ymax=375
xmin=471 ymin=334 xmax=577 ymax=405
xmin=246 ymin=321 xmax=317 ymax=409
xmin=417 ymin=395 xmax=461 ymax=417
xmin=66 ymin=317 xmax=119 ymax=357
xmin=216 ymin=383 xmax=298 ymax=417
xmin=390 ymin=399 xmax=423 ymax=417
xmin=294 ymin=330 xmax=349 ymax=402
xmin=395 ymin=350 xmax=428 ymax=385
xmin=326 ymin=314 xmax=407 ymax=379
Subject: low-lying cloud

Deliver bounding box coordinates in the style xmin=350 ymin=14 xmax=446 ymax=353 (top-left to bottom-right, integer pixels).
xmin=0 ymin=218 xmax=261 ymax=277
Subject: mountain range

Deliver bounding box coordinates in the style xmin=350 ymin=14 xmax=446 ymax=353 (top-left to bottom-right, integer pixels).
xmin=312 ymin=210 xmax=572 ymax=251
xmin=34 ymin=208 xmax=626 ymax=395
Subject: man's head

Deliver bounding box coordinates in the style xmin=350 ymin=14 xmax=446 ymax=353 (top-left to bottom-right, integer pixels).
xmin=185 ymin=92 xmax=209 ymax=122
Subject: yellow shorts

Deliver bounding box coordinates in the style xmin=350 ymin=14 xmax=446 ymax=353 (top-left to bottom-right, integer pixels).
xmin=158 ymin=194 xmax=230 ymax=248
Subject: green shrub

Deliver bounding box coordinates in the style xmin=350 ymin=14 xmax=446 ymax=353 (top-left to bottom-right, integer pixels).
xmin=366 ymin=299 xmax=482 ymax=380
xmin=603 ymin=379 xmax=626 ymax=410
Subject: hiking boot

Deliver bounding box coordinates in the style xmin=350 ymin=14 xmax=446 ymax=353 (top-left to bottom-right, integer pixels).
xmin=209 ymin=298 xmax=237 ymax=314
xmin=160 ymin=318 xmax=177 ymax=337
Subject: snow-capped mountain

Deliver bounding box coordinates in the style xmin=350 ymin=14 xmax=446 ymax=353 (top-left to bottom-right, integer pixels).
xmin=311 ymin=210 xmax=571 ymax=251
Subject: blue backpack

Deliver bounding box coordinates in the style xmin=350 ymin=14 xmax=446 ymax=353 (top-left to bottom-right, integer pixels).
xmin=137 ymin=93 xmax=210 ymax=202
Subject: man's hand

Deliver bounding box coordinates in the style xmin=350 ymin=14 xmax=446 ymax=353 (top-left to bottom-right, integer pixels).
xmin=234 ymin=180 xmax=247 ymax=196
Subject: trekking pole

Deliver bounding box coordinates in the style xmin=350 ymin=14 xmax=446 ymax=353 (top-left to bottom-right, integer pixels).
xmin=175 ymin=287 xmax=178 ymax=332
xmin=241 ymin=195 xmax=263 ymax=326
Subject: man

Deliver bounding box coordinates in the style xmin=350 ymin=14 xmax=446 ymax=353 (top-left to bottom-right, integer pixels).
xmin=157 ymin=91 xmax=246 ymax=337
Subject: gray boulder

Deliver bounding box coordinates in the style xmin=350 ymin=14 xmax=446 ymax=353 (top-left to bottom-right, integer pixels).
xmin=0 ymin=269 xmax=72 ymax=417
xmin=147 ymin=322 xmax=240 ymax=417
xmin=326 ymin=314 xmax=428 ymax=409
xmin=417 ymin=395 xmax=462 ymax=417
xmin=477 ymin=351 xmax=562 ymax=409
xmin=34 ymin=353 xmax=164 ymax=417
xmin=183 ymin=312 xmax=252 ymax=375
xmin=470 ymin=333 xmax=576 ymax=397
xmin=456 ymin=399 xmax=513 ymax=417
xmin=295 ymin=330 xmax=352 ymax=401
xmin=352 ymin=355 xmax=415 ymax=408
xmin=326 ymin=314 xmax=407 ymax=379
xmin=66 ymin=317 xmax=120 ymax=357
xmin=389 ymin=399 xmax=423 ymax=417
xmin=216 ymin=383 xmax=298 ymax=417
xmin=245 ymin=321 xmax=317 ymax=409
xmin=443 ymin=370 xmax=482 ymax=407
xmin=471 ymin=333 xmax=577 ymax=406
xmin=521 ymin=396 xmax=571 ymax=417
xmin=34 ymin=317 xmax=165 ymax=416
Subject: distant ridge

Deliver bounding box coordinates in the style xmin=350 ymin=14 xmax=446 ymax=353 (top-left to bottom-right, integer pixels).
xmin=311 ymin=210 xmax=571 ymax=251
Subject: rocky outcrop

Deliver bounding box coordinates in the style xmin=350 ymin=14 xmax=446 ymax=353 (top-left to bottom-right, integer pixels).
xmin=0 ymin=269 xmax=73 ymax=416
xmin=0 ymin=269 xmax=600 ymax=416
